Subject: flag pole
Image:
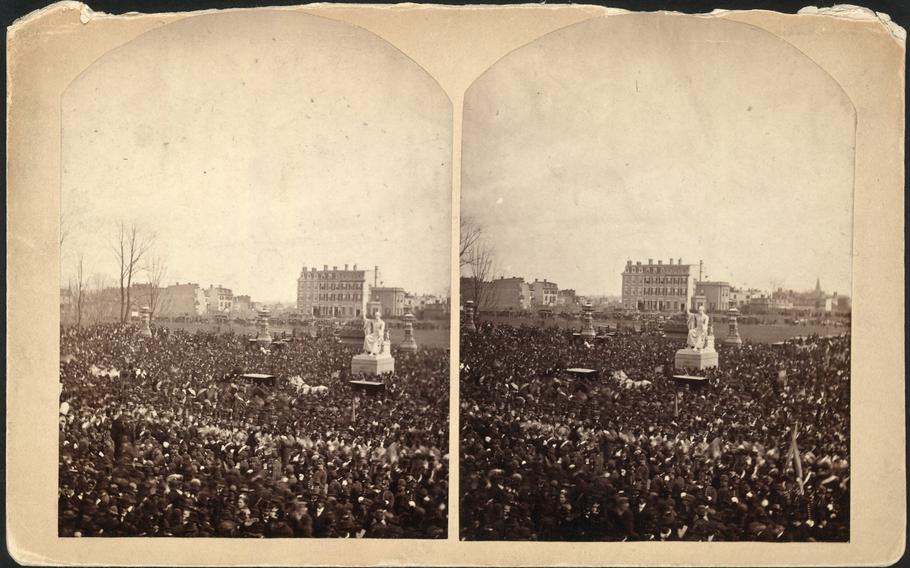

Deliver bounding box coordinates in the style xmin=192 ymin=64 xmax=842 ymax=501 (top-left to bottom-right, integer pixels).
xmin=791 ymin=425 xmax=804 ymax=495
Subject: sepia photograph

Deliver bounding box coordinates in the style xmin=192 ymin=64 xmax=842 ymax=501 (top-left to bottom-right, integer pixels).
xmin=56 ymin=10 xmax=452 ymax=538
xmin=459 ymin=14 xmax=854 ymax=542
xmin=5 ymin=2 xmax=905 ymax=565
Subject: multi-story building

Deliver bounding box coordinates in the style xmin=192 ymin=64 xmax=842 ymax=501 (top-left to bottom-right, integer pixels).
xmin=557 ymin=289 xmax=577 ymax=307
xmin=162 ymin=283 xmax=206 ymax=317
xmin=403 ymin=294 xmax=449 ymax=319
xmin=460 ymin=276 xmax=531 ymax=312
xmin=694 ymin=281 xmax=731 ymax=312
xmin=204 ymin=285 xmax=233 ymax=315
xmin=130 ymin=282 xmax=207 ymax=318
xmin=621 ymin=258 xmax=694 ymax=313
xmin=530 ymin=279 xmax=559 ymax=307
xmin=232 ymin=294 xmax=254 ymax=318
xmin=297 ymin=264 xmax=370 ymax=318
xmin=370 ymin=286 xmax=407 ymax=317
xmin=422 ymin=300 xmax=449 ymax=320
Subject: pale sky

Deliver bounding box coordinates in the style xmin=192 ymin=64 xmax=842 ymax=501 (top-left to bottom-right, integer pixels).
xmin=61 ymin=11 xmax=452 ymax=302
xmin=462 ymin=15 xmax=855 ymax=297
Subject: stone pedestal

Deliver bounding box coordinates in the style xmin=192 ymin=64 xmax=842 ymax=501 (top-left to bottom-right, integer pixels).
xmin=580 ymin=301 xmax=596 ymax=339
xmin=724 ymin=308 xmax=743 ymax=346
xmin=399 ymin=311 xmax=418 ymax=353
xmin=139 ymin=306 xmax=152 ymax=337
xmin=674 ymin=348 xmax=719 ymax=370
xmin=463 ymin=300 xmax=477 ymax=332
xmin=351 ymin=353 xmax=396 ymax=375
xmin=256 ymin=308 xmax=273 ymax=345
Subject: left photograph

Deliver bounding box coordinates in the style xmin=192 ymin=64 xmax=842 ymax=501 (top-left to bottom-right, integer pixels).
xmin=57 ymin=11 xmax=452 ymax=538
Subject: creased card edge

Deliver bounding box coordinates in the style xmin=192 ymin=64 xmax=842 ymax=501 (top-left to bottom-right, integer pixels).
xmin=7 ymin=1 xmax=908 ymax=45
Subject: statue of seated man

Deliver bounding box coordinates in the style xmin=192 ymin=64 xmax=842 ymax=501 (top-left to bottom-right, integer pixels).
xmin=687 ymin=305 xmax=709 ymax=350
xmin=362 ymin=310 xmax=386 ymax=356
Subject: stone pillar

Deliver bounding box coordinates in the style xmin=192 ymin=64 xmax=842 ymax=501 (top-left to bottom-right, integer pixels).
xmin=139 ymin=306 xmax=152 ymax=337
xmin=705 ymin=323 xmax=716 ymax=352
xmin=464 ymin=300 xmax=477 ymax=332
xmin=256 ymin=308 xmax=273 ymax=345
xmin=724 ymin=308 xmax=743 ymax=346
xmin=399 ymin=309 xmax=418 ymax=352
xmin=580 ymin=301 xmax=596 ymax=339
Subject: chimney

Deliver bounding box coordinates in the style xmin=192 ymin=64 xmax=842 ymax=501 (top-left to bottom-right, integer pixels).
xmin=658 ymin=260 xmax=662 ymax=265
xmin=323 ymin=265 xmax=328 ymax=271
xmin=333 ymin=266 xmax=337 ymax=271
xmin=669 ymin=258 xmax=674 ymax=265
xmin=648 ymin=259 xmax=653 ymax=265
xmin=678 ymin=258 xmax=682 ymax=265
xmin=344 ymin=264 xmax=349 ymax=271
xmin=353 ymin=264 xmax=358 ymax=271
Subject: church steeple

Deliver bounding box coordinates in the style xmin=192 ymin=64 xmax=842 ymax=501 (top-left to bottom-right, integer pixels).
xmin=815 ymin=277 xmax=822 ymax=293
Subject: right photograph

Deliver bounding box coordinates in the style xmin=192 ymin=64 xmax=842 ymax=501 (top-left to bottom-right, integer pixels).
xmin=459 ymin=14 xmax=853 ymax=542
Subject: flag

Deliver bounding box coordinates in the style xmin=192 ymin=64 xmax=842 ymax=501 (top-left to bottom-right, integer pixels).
xmin=790 ymin=427 xmax=804 ymax=495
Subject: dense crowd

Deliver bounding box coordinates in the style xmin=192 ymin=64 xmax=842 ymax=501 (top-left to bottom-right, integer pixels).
xmin=59 ymin=324 xmax=449 ymax=538
xmin=460 ymin=323 xmax=850 ymax=541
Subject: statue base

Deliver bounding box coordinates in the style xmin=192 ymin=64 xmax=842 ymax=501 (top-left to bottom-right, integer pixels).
xmin=674 ymin=348 xmax=719 ymax=370
xmin=351 ymin=352 xmax=395 ymax=376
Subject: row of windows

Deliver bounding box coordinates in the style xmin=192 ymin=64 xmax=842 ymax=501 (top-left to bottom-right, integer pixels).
xmin=624 ymin=275 xmax=688 ymax=285
xmin=300 ymin=272 xmax=364 ymax=281
xmin=625 ymin=266 xmax=687 ymax=275
xmin=627 ymin=299 xmax=685 ymax=311
xmin=300 ymin=282 xmax=363 ymax=291
xmin=623 ymin=287 xmax=687 ymax=296
xmin=312 ymin=306 xmax=361 ymax=316
xmin=301 ymin=293 xmax=363 ymax=302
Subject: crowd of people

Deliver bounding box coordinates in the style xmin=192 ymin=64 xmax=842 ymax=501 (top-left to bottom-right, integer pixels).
xmin=460 ymin=323 xmax=850 ymax=541
xmin=59 ymin=323 xmax=449 ymax=538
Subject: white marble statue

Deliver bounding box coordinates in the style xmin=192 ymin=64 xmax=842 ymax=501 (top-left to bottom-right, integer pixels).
xmin=363 ymin=310 xmax=386 ymax=356
xmin=687 ymin=305 xmax=710 ymax=350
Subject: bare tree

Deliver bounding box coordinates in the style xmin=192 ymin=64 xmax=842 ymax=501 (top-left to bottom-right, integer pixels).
xmin=86 ymin=272 xmax=115 ymax=325
xmin=111 ymin=221 xmax=154 ymax=323
xmin=459 ymin=217 xmax=483 ymax=269
xmin=467 ymin=242 xmax=495 ymax=313
xmin=145 ymin=255 xmax=169 ymax=320
xmin=69 ymin=254 xmax=87 ymax=328
xmin=460 ymin=217 xmax=496 ymax=315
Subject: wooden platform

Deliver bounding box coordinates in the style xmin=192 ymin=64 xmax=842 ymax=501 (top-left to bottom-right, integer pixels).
xmin=241 ymin=373 xmax=277 ymax=386
xmin=672 ymin=374 xmax=710 ymax=388
xmin=348 ymin=379 xmax=386 ymax=393
xmin=565 ymin=368 xmax=598 ymax=378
